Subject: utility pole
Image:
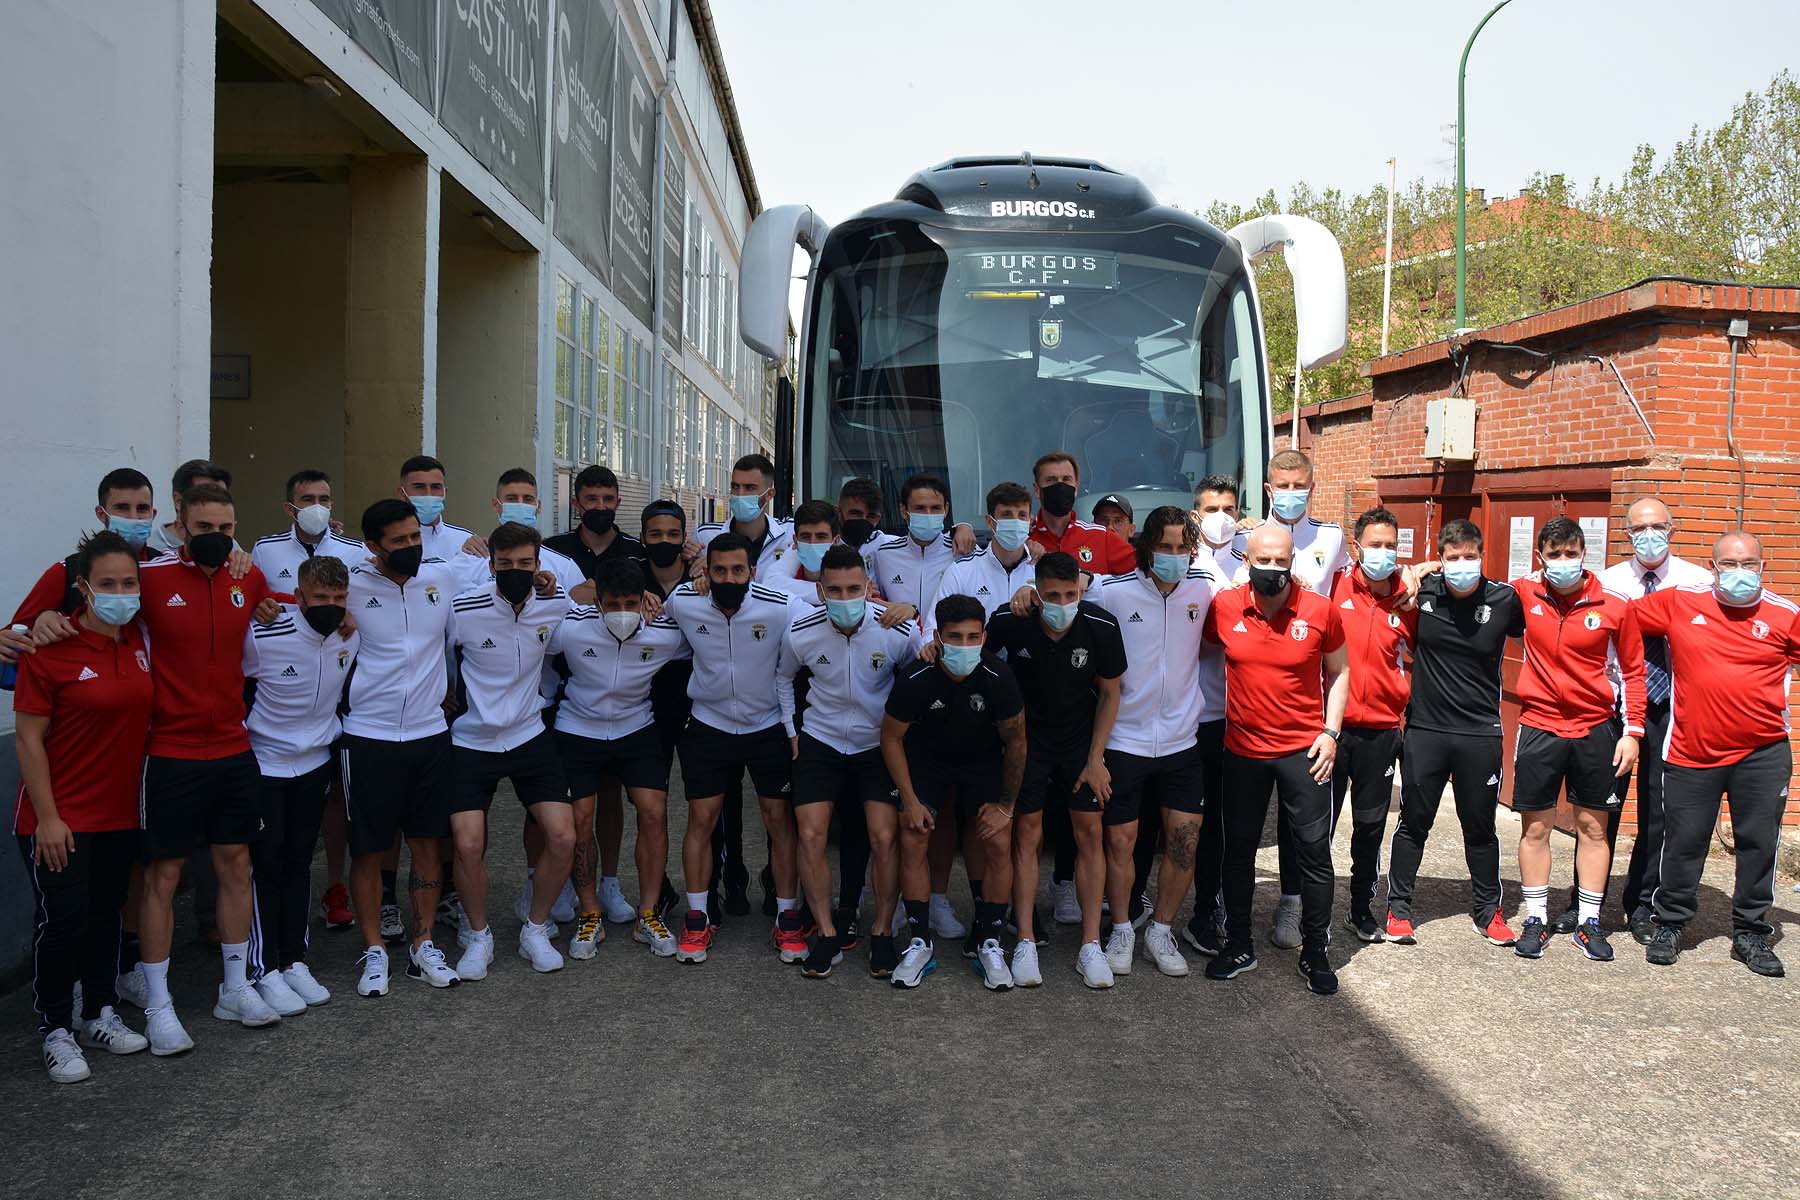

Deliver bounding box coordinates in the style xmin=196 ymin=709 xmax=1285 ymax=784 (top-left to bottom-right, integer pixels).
xmin=1381 ymin=156 xmax=1397 ymax=355
xmin=1456 ymin=0 xmax=1513 ymax=332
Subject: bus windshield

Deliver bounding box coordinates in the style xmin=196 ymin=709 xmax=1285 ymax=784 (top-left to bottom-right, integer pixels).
xmin=804 ymin=217 xmax=1265 ymax=533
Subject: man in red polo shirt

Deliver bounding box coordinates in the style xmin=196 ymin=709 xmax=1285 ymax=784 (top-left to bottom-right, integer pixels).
xmin=1202 ymin=522 xmax=1349 ymax=995
xmin=1328 ymin=507 xmax=1417 ymax=943
xmin=1509 ymin=517 xmax=1646 ymax=963
xmin=1635 ymin=530 xmax=1799 ymax=977
xmin=1026 ymin=452 xmax=1136 ymax=575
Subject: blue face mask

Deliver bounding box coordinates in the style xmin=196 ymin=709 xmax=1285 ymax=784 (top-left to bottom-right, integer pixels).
xmin=499 ymin=502 xmax=537 ymax=528
xmin=87 ymin=590 xmax=141 ymax=627
xmin=1269 ymin=489 xmax=1311 ymax=522
xmin=1718 ymin=567 xmax=1762 ymax=605
xmin=1040 ymin=599 xmax=1079 ymax=632
xmin=1542 ymin=559 xmax=1585 ymax=589
xmin=940 ymin=642 xmax=982 ymax=676
xmin=1360 ymin=547 xmax=1397 ymax=582
xmin=1632 ymin=528 xmax=1670 ymax=565
xmin=1443 ymin=561 xmax=1483 ymax=592
xmin=107 ymin=516 xmax=153 ymax=549
xmin=825 ymin=596 xmax=866 ymax=628
xmin=992 ymin=518 xmax=1030 ymax=552
xmin=409 ymin=496 xmax=445 ymax=525
xmin=729 ymin=493 xmax=765 ymax=523
xmin=795 ymin=541 xmax=829 ymax=573
xmin=908 ymin=512 xmax=945 ymax=542
xmin=1151 ymin=552 xmax=1188 ymax=583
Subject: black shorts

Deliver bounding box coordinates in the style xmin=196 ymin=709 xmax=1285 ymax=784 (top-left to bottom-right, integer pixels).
xmin=792 ymin=734 xmax=894 ymax=808
xmin=678 ymin=719 xmax=792 ymax=800
xmin=1018 ymin=747 xmax=1093 ymax=817
xmin=904 ymin=753 xmax=1001 ymax=823
xmin=1103 ymin=744 xmax=1204 ymax=827
xmin=139 ymin=752 xmax=260 ymax=860
xmin=1513 ymin=722 xmax=1622 ymax=812
xmin=557 ymin=725 xmax=671 ymax=796
xmin=451 ymin=731 xmax=571 ymax=815
xmin=341 ymin=732 xmax=452 ymax=856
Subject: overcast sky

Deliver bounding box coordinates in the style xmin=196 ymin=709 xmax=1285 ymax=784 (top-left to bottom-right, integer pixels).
xmin=711 ymin=0 xmax=1800 ymax=226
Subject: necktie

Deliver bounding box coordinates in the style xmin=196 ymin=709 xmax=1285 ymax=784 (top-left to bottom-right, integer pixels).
xmin=1642 ymin=570 xmax=1671 ymax=705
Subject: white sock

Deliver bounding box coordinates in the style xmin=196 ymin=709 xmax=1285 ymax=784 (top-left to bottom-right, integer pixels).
xmin=1279 ymin=893 xmax=1301 ymax=908
xmin=142 ymin=959 xmax=172 ymax=1010
xmin=221 ymin=942 xmax=249 ymax=992
xmin=600 ymin=875 xmax=619 ymax=891
xmin=1577 ymin=888 xmax=1602 ymax=924
xmin=930 ymin=892 xmax=949 ymax=906
xmin=686 ymin=891 xmax=708 ymax=916
xmin=1149 ymin=920 xmax=1171 ymax=937
xmin=1112 ymin=921 xmax=1134 ymax=938
xmin=1523 ymin=885 xmax=1548 ymax=922
xmin=775 ymin=896 xmax=799 ymax=914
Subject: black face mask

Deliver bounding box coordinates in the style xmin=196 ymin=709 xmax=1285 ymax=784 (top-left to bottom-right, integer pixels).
xmin=581 ymin=507 xmax=617 ymax=536
xmin=495 ymin=568 xmax=536 ymax=604
xmin=303 ymin=604 xmax=345 ymax=637
xmin=644 ymin=540 xmax=683 ymax=569
xmin=188 ymin=531 xmax=233 ymax=568
xmin=711 ymin=580 xmax=749 ymax=611
xmin=1249 ymin=565 xmax=1292 ymax=596
xmin=384 ymin=545 xmax=424 ymax=579
xmin=840 ymin=519 xmax=876 ymax=547
xmin=1040 ymin=483 xmax=1076 ymax=517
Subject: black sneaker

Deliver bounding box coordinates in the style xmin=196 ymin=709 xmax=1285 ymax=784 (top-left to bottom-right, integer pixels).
xmin=1183 ymin=911 xmax=1227 ymax=957
xmin=835 ymin=909 xmax=861 ymax=952
xmin=1514 ymin=916 xmax=1552 ymax=959
xmin=1572 ymin=918 xmax=1614 ymax=962
xmin=1550 ymin=904 xmax=1580 ymax=935
xmin=1204 ymin=943 xmax=1258 ymax=981
xmin=800 ymin=935 xmax=843 ymax=979
xmin=657 ymin=879 xmax=682 ymax=917
xmin=758 ymin=864 xmax=776 ymax=917
xmin=1344 ymin=911 xmax=1384 ymax=944
xmin=962 ymin=926 xmax=982 ymax=960
xmin=1298 ymin=944 xmax=1338 ymax=995
xmin=727 ymin=884 xmax=753 ymax=918
xmin=709 ymin=889 xmax=730 ymax=928
xmin=868 ymin=934 xmax=898 ymax=978
xmin=1645 ymin=923 xmax=1682 ymax=966
xmin=1731 ymin=933 xmax=1785 ymax=978
xmin=1004 ymin=906 xmax=1051 ymax=946
xmin=1628 ymin=911 xmax=1656 ymax=946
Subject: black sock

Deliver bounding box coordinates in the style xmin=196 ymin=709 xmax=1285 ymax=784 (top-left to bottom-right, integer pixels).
xmin=380 ymin=869 xmax=397 ymax=904
xmin=904 ymin=898 xmax=931 ymax=944
xmin=975 ymin=900 xmax=1007 ymax=935
xmin=968 ymin=877 xmax=983 ymax=908
xmin=119 ymin=932 xmax=141 ymax=973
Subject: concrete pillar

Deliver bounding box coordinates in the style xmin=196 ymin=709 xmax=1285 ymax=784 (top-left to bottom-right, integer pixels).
xmin=343 ymin=155 xmax=437 ymax=510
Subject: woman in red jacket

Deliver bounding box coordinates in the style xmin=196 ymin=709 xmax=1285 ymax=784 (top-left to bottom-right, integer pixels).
xmin=14 ymin=530 xmax=155 ymax=1082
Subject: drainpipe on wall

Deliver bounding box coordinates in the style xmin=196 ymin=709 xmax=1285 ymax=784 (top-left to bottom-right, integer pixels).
xmin=1724 ymin=318 xmax=1750 ymax=526
xmin=647 ymin=0 xmax=679 ymax=504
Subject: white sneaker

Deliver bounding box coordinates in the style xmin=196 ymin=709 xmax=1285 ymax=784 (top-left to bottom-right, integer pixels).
xmin=1270 ymin=897 xmax=1304 ymax=950
xmin=407 ymin=939 xmax=461 ymax=987
xmin=1105 ymin=925 xmax=1135 ymax=976
xmin=43 ymin=1029 xmax=90 ymax=1083
xmin=598 ymin=877 xmax=637 ymax=924
xmin=974 ymin=938 xmax=1014 ymax=990
xmin=519 ymin=921 xmax=565 ymax=973
xmin=356 ymin=946 xmax=390 ymax=998
xmin=455 ymin=904 xmax=476 ymax=950
xmin=1052 ymin=880 xmax=1082 ymax=925
xmin=1077 ymin=941 xmax=1116 ymax=989
xmin=569 ymin=911 xmax=603 ymax=960
xmin=379 ymin=902 xmax=404 ymax=942
xmin=551 ymin=879 xmax=579 ymax=924
xmin=634 ymin=911 xmax=677 ymax=957
xmin=928 ymin=894 xmax=966 ymax=940
xmin=115 ymin=965 xmax=148 ymax=1009
xmin=213 ymin=982 xmax=282 ymax=1027
xmin=456 ymin=928 xmax=494 ymax=981
xmin=1143 ymin=924 xmax=1191 ymax=977
xmin=144 ymin=1004 xmax=195 ymax=1055
xmin=78 ymin=1006 xmax=148 ymax=1056
xmin=254 ymin=970 xmax=308 ymax=1017
xmin=280 ymin=963 xmax=331 ymax=1007
xmin=889 ymin=905 xmax=910 ymax=938
xmin=1010 ymin=939 xmax=1043 ymax=987
xmin=72 ymin=979 xmax=82 ymax=1017
xmin=890 ymin=937 xmax=937 ymax=989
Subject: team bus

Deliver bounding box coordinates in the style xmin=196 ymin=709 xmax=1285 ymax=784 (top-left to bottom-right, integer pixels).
xmin=737 ymin=154 xmax=1347 ymax=530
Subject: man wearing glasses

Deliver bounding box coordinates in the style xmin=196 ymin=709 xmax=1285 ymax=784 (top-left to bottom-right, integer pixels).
xmin=1583 ymin=498 xmax=1712 ymax=942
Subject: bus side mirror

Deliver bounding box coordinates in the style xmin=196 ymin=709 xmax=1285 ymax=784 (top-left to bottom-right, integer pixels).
xmin=739 ymin=204 xmax=832 ymax=362
xmin=1226 ymin=214 xmax=1347 ymax=370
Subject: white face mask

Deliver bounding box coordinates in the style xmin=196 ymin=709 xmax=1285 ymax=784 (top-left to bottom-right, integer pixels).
xmin=603 ymin=610 xmax=642 ymax=640
xmin=294 ymin=503 xmax=331 ymax=537
xmin=1199 ymin=511 xmax=1237 ymax=546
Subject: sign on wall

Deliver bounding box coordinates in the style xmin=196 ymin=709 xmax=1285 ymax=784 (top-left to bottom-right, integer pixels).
xmin=661 ymin=140 xmax=684 ymax=349
xmin=440 ymin=0 xmax=550 ymax=216
xmin=549 ymin=0 xmax=617 ymax=285
xmin=610 ymin=40 xmax=656 ymax=328
xmin=313 ymin=0 xmax=438 ymax=110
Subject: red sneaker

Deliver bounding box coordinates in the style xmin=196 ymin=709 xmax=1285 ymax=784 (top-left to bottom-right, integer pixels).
xmin=321 ymin=883 xmax=354 ymax=931
xmin=676 ymin=911 xmax=714 ymax=964
xmin=772 ymin=911 xmax=810 ymax=963
xmin=1384 ymin=911 xmax=1416 ymax=945
xmin=1476 ymin=912 xmax=1517 ymax=947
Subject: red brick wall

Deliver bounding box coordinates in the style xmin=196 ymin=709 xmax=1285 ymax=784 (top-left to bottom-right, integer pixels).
xmin=1274 ymin=392 xmax=1377 ymax=529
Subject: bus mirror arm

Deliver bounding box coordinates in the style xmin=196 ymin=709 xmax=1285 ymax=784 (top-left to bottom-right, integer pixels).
xmin=1226 ymin=214 xmax=1348 ymax=371
xmin=740 ymin=204 xmax=832 ymax=361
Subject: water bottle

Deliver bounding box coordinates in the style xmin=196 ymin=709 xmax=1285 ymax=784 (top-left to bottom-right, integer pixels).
xmin=0 ymin=624 xmax=26 ymax=691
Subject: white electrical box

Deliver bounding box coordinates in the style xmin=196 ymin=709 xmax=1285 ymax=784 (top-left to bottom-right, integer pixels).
xmin=1424 ymin=398 xmax=1477 ymax=460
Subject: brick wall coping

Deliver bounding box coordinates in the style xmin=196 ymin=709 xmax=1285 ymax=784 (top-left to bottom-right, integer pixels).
xmin=1363 ymin=279 xmax=1800 ymax=380
xmin=1285 ymin=391 xmax=1373 ymax=423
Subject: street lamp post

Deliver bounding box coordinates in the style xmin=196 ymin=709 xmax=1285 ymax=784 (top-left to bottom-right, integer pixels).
xmin=1455 ymin=0 xmax=1513 ymax=333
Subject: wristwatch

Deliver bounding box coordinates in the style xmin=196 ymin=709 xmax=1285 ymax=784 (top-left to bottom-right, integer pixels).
xmin=1322 ymin=729 xmax=1342 ymax=742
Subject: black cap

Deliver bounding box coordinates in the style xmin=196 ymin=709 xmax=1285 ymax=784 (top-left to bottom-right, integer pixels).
xmin=642 ymin=499 xmax=687 ymax=530
xmin=1093 ymin=493 xmax=1133 ymax=520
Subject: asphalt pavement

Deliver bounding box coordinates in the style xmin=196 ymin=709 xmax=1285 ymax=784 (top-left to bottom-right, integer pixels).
xmin=2 ymin=788 xmax=1796 ymax=1200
